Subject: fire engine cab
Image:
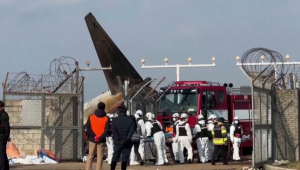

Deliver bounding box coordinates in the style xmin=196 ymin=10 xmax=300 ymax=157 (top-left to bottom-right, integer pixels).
xmin=156 ymin=81 xmax=252 ymax=149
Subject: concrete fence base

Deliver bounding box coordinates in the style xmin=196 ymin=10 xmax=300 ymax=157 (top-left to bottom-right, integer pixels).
xmin=264 ymin=164 xmax=296 ymax=170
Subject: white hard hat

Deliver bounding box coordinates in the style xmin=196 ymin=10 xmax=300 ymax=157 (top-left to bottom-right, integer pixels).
xmin=234 ymin=116 xmax=240 ymax=120
xmin=126 ymin=111 xmax=130 ymax=116
xmin=208 ymin=115 xmax=212 ymax=120
xmin=134 ymin=110 xmax=143 ymax=118
xmin=197 ymin=114 xmax=204 ymax=120
xmin=136 ymin=110 xmax=143 ymax=116
xmin=146 ymin=112 xmax=154 ymax=121
xmin=172 ymin=113 xmax=179 ymax=118
xmin=210 ymin=114 xmax=217 ymax=119
xmin=180 ymin=113 xmax=188 ymax=119
xmin=107 ymin=113 xmax=114 ymax=119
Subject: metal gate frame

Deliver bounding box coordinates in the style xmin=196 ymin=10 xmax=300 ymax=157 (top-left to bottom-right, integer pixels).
xmin=251 ymin=85 xmax=273 ymax=167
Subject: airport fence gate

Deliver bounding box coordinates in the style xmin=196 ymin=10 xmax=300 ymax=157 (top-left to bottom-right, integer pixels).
xmin=252 ymin=85 xmax=298 ymax=167
xmin=3 ymin=92 xmax=83 ymax=161
xmin=252 ymin=86 xmax=273 ymax=167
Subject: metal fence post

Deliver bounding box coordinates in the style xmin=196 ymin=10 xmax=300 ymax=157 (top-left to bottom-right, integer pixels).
xmin=41 ymin=95 xmax=45 ymax=149
xmin=78 ymin=82 xmax=84 ymax=159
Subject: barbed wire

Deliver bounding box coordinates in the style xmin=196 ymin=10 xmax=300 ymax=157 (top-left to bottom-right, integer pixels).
xmin=241 ymin=48 xmax=285 ymax=79
xmin=5 ymin=56 xmax=82 ymax=94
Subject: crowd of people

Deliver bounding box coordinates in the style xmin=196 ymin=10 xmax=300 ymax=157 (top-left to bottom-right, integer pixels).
xmin=85 ymin=102 xmax=243 ymax=170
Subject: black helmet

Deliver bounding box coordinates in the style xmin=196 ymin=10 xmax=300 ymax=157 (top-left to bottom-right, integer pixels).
xmin=218 ymin=117 xmax=225 ymax=123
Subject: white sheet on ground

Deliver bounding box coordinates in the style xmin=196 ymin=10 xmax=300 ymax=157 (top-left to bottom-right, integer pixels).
xmin=10 ymin=155 xmax=58 ymax=165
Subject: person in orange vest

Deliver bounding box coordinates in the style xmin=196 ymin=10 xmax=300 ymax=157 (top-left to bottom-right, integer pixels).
xmin=164 ymin=113 xmax=180 ymax=163
xmin=164 ymin=121 xmax=175 ymax=162
xmin=85 ymin=102 xmax=110 ymax=170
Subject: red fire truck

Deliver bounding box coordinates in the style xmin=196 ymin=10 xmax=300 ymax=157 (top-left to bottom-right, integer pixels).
xmin=156 ymin=81 xmax=252 ymax=150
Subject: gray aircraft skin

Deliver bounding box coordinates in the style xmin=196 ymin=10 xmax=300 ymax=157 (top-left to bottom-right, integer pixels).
xmin=84 ymin=12 xmax=154 ymax=116
xmin=85 ymin=12 xmax=152 ymax=95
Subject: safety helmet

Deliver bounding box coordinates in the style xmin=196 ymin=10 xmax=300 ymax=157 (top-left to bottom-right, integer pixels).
xmin=207 ymin=115 xmax=212 ymax=120
xmin=172 ymin=113 xmax=179 ymax=118
xmin=107 ymin=113 xmax=114 ymax=119
xmin=218 ymin=117 xmax=225 ymax=123
xmin=146 ymin=112 xmax=155 ymax=121
xmin=134 ymin=110 xmax=143 ymax=118
xmin=197 ymin=114 xmax=204 ymax=120
xmin=234 ymin=116 xmax=239 ymax=120
xmin=180 ymin=113 xmax=188 ymax=119
xmin=126 ymin=111 xmax=130 ymax=116
xmin=208 ymin=114 xmax=216 ymax=120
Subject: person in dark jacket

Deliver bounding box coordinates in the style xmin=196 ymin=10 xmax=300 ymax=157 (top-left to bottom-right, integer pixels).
xmin=110 ymin=104 xmax=136 ymax=170
xmin=0 ymin=101 xmax=10 ymax=170
xmin=85 ymin=102 xmax=110 ymax=170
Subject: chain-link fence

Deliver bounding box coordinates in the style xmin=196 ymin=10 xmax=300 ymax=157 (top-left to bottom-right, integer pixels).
xmin=3 ymin=72 xmax=84 ymax=161
xmin=252 ymin=86 xmax=272 ymax=167
xmin=239 ymin=48 xmax=300 ymax=167
xmin=3 ymin=93 xmax=83 ymax=161
xmin=130 ymin=98 xmax=156 ymax=118
xmin=252 ymin=74 xmax=299 ymax=166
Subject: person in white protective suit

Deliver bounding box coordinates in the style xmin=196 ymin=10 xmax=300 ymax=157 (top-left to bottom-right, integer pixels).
xmin=193 ymin=114 xmax=213 ymax=163
xmin=145 ymin=112 xmax=169 ymax=166
xmin=172 ymin=113 xmax=180 ymax=163
xmin=175 ymin=113 xmax=193 ymax=164
xmin=105 ymin=113 xmax=114 ymax=165
xmin=230 ymin=116 xmax=243 ymax=161
xmin=129 ymin=110 xmax=146 ymax=165
xmin=207 ymin=114 xmax=217 ymax=162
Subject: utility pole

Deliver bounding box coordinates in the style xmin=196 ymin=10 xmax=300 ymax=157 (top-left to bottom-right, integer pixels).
xmin=141 ymin=57 xmax=216 ymax=81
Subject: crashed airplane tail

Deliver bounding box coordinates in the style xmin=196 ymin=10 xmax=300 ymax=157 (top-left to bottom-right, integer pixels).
xmin=84 ymin=12 xmax=144 ymax=95
xmin=83 ymin=13 xmax=153 ymax=124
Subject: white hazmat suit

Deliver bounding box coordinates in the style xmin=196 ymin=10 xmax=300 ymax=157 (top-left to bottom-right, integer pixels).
xmin=230 ymin=117 xmax=243 ymax=161
xmin=193 ymin=115 xmax=211 ymax=163
xmin=175 ymin=113 xmax=193 ymax=164
xmin=130 ymin=110 xmax=146 ymax=165
xmin=145 ymin=112 xmax=168 ymax=165
xmin=207 ymin=114 xmax=217 ymax=161
xmin=105 ymin=113 xmax=114 ymax=164
xmin=172 ymin=113 xmax=180 ymax=162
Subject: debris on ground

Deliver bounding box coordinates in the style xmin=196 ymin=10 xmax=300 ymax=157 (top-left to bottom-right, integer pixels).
xmin=8 ymin=148 xmax=59 ymax=165
xmin=273 ymin=161 xmax=300 ymax=169
xmin=6 ymin=141 xmax=20 ymax=158
xmin=272 ymin=160 xmax=290 ymax=166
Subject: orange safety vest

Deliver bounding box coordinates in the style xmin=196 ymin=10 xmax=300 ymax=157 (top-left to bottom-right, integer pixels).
xmin=165 ymin=126 xmax=173 ymax=133
xmin=90 ymin=114 xmax=108 ymax=137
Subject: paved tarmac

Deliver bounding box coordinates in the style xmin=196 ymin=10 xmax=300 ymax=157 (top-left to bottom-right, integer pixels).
xmin=10 ymin=159 xmax=252 ymax=170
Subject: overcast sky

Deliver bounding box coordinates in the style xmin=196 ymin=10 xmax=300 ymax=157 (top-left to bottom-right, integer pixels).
xmin=1 ymin=0 xmax=300 ymax=101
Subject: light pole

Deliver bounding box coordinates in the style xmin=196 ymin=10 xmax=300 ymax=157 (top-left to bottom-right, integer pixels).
xmin=141 ymin=57 xmax=216 ymax=81
xmin=78 ymin=61 xmax=112 ymax=71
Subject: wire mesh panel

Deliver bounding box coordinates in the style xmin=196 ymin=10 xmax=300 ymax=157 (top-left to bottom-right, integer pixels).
xmin=240 ymin=48 xmax=300 ymax=167
xmin=4 ymin=93 xmax=83 ymax=161
xmin=3 ymin=57 xmax=84 ymax=161
xmin=253 ymin=87 xmax=272 ymax=167
xmin=44 ymin=129 xmax=80 ymax=160
xmin=21 ymin=99 xmax=42 ymax=126
xmin=130 ymin=98 xmax=156 ymax=117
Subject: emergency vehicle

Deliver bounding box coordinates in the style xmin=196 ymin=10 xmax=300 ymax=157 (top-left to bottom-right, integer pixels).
xmin=156 ymin=81 xmax=252 ymax=150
